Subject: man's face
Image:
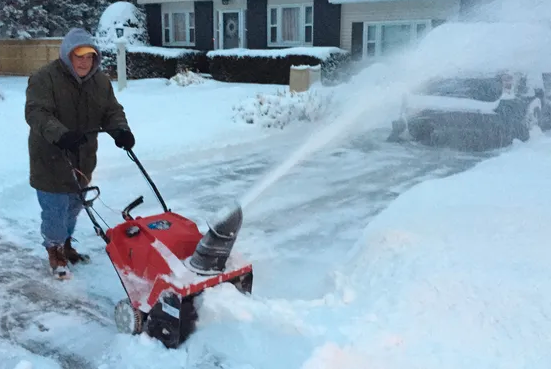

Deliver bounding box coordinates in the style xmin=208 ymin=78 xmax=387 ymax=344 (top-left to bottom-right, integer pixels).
xmin=70 ymin=52 xmax=95 ymax=77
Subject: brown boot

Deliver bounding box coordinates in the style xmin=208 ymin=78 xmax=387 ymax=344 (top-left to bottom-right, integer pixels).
xmin=64 ymin=238 xmax=90 ymax=264
xmin=46 ymin=245 xmax=71 ymax=279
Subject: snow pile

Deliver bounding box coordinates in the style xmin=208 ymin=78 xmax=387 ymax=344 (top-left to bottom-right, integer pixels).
xmin=166 ymin=70 xmax=206 ymax=87
xmin=232 ymin=87 xmax=334 ymax=129
xmin=95 ymin=1 xmax=149 ymax=50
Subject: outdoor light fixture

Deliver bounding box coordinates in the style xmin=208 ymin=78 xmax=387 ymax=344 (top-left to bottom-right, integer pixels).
xmin=115 ymin=23 xmax=124 ymax=38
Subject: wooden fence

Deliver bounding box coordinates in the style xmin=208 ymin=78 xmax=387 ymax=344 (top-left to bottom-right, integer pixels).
xmin=0 ymin=38 xmax=62 ymax=76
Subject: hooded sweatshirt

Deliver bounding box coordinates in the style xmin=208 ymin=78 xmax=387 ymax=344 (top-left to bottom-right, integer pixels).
xmin=24 ymin=28 xmax=130 ymax=193
xmin=59 ymin=28 xmax=103 ymax=83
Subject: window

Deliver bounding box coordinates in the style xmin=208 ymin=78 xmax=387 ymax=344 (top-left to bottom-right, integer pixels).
xmin=162 ymin=11 xmax=195 ymax=46
xmin=361 ymin=20 xmax=430 ymax=59
xmin=268 ymin=4 xmax=313 ymax=46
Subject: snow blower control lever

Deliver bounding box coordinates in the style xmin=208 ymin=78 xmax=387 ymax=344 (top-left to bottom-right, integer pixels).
xmin=62 ymin=129 xmax=254 ymax=349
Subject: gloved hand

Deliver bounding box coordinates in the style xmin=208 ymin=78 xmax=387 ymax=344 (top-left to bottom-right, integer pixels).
xmin=113 ymin=129 xmax=135 ymax=150
xmin=55 ymin=131 xmax=87 ymax=152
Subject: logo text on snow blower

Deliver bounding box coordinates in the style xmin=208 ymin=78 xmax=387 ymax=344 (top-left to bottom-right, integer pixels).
xmin=148 ymin=220 xmax=172 ymax=230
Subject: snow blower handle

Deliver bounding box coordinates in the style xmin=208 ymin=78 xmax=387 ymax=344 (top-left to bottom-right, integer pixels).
xmin=82 ymin=128 xmax=170 ymax=214
xmin=125 ymin=148 xmax=170 ymax=214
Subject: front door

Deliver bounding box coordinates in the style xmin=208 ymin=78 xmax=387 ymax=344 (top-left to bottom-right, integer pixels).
xmin=222 ymin=12 xmax=240 ymax=49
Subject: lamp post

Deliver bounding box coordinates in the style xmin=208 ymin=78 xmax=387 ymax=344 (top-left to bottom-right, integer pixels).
xmin=114 ymin=23 xmax=127 ymax=91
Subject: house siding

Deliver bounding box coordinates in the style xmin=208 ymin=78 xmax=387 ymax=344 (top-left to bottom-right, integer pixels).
xmin=268 ymin=0 xmax=312 ymax=6
xmin=195 ymin=1 xmax=214 ymax=50
xmin=144 ymin=4 xmax=162 ymax=46
xmin=340 ymin=0 xmax=460 ymax=52
xmin=313 ymin=0 xmax=340 ymax=47
xmin=161 ymin=1 xmax=195 ymax=14
xmin=247 ymin=0 xmax=268 ymax=49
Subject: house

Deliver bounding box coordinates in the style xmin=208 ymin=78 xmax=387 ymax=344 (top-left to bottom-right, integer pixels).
xmin=137 ymin=0 xmax=464 ymax=59
xmin=136 ymin=0 xmax=341 ymax=51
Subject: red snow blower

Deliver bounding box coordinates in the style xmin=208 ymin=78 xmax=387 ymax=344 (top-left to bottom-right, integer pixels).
xmin=66 ymin=141 xmax=253 ymax=349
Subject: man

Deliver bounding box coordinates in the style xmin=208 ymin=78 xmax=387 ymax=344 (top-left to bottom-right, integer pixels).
xmin=25 ymin=28 xmax=136 ymax=280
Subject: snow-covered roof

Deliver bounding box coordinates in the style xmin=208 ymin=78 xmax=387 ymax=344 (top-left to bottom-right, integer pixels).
xmin=207 ymin=47 xmax=347 ymax=60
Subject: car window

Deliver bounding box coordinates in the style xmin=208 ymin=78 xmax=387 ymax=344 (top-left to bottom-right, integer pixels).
xmin=417 ymin=77 xmax=503 ymax=102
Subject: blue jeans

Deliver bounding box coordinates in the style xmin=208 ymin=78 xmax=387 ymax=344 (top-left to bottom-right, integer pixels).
xmin=36 ymin=190 xmax=83 ymax=248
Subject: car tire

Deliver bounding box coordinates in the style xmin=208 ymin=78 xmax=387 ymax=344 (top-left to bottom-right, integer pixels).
xmin=496 ymin=99 xmax=529 ymax=143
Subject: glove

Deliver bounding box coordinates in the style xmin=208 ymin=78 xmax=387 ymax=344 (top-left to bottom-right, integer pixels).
xmin=113 ymin=129 xmax=135 ymax=150
xmin=55 ymin=131 xmax=87 ymax=152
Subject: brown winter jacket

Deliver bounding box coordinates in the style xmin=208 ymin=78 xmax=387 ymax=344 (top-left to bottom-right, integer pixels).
xmin=25 ymin=29 xmax=130 ymax=193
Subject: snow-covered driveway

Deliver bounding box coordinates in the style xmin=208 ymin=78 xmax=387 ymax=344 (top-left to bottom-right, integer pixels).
xmin=0 ymin=76 xmax=492 ymax=369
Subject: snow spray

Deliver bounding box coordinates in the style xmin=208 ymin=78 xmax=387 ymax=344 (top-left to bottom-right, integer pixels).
xmin=240 ymin=0 xmax=551 ymax=211
xmin=239 ymin=79 xmax=411 ymax=210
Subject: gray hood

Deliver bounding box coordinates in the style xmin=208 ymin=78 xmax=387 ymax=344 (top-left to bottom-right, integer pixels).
xmin=59 ymin=28 xmax=102 ymax=83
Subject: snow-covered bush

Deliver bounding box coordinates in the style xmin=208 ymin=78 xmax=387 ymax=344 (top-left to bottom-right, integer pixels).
xmin=208 ymin=47 xmax=351 ymax=85
xmin=167 ymin=70 xmax=206 ymax=87
xmin=101 ymin=46 xmax=203 ymax=80
xmin=94 ymin=1 xmax=149 ymax=50
xmin=233 ymin=88 xmax=334 ymax=129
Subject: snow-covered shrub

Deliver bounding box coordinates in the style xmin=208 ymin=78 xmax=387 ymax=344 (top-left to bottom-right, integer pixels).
xmin=233 ymin=88 xmax=334 ymax=129
xmin=167 ymin=70 xmax=206 ymax=87
xmin=207 ymin=47 xmax=351 ymax=85
xmin=95 ymin=1 xmax=149 ymax=50
xmin=101 ymin=46 xmax=204 ymax=80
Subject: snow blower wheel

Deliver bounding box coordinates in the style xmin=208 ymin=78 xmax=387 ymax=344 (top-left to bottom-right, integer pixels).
xmin=114 ymin=298 xmax=144 ymax=335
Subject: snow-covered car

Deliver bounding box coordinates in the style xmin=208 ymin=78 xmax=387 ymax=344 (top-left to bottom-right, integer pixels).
xmin=388 ymin=22 xmax=551 ymax=151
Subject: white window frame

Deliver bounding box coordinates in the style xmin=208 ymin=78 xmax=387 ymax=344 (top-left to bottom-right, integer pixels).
xmin=162 ymin=11 xmax=196 ymax=47
xmin=267 ymin=4 xmax=314 ymax=47
xmin=361 ymin=19 xmax=431 ymax=60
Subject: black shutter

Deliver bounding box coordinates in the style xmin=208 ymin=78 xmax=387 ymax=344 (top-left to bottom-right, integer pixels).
xmin=246 ymin=0 xmax=268 ymax=49
xmin=194 ymin=1 xmax=214 ymax=50
xmin=313 ymin=0 xmax=341 ymax=47
xmin=351 ymin=22 xmax=363 ymax=60
xmin=144 ymin=4 xmax=162 ymax=47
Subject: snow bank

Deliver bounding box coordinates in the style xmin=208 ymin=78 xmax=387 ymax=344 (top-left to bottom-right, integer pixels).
xmin=207 ymin=47 xmax=347 ymax=60
xmin=299 ymin=133 xmax=551 ymax=369
xmin=232 ymin=87 xmax=334 ymax=129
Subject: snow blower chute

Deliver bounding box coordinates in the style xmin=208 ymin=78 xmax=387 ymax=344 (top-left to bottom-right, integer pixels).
xmin=66 ymin=138 xmax=253 ymax=349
